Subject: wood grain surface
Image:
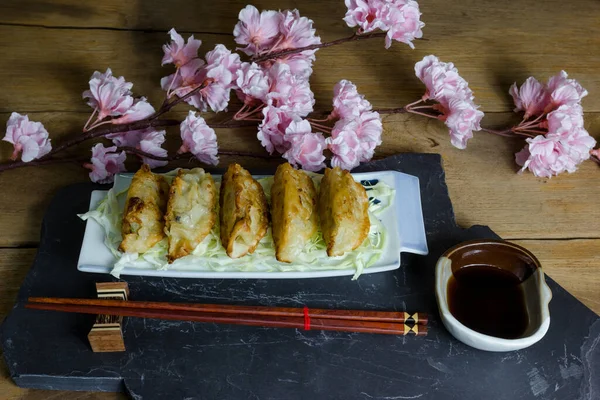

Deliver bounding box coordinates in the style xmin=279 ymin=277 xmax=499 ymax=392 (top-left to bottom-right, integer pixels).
xmin=0 ymin=0 xmax=599 ymax=397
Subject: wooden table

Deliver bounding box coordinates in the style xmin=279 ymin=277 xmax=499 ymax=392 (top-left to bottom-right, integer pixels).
xmin=0 ymin=0 xmax=599 ymax=398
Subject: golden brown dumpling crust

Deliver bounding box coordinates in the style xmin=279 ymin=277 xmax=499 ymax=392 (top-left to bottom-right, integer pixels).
xmin=271 ymin=163 xmax=318 ymax=263
xmin=164 ymin=168 xmax=217 ymax=263
xmin=318 ymin=167 xmax=370 ymax=257
xmin=219 ymin=163 xmax=269 ymax=259
xmin=119 ymin=164 xmax=170 ymax=253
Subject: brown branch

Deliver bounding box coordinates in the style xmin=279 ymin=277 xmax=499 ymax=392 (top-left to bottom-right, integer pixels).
xmin=0 ymin=156 xmax=87 ymax=172
xmin=253 ymin=32 xmax=387 ymax=63
xmin=374 ymin=107 xmax=408 ymax=115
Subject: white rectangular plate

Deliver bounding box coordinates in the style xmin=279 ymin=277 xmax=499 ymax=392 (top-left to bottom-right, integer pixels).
xmin=77 ymin=170 xmax=428 ymax=279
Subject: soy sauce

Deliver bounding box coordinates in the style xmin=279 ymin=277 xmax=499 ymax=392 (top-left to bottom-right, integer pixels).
xmin=447 ymin=265 xmax=529 ymax=339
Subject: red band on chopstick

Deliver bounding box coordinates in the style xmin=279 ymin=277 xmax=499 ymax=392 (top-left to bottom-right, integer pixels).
xmin=303 ymin=306 xmax=311 ymax=330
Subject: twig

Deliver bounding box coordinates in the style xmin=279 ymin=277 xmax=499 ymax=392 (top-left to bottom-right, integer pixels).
xmin=252 ymin=32 xmax=387 ymax=63
xmin=374 ymin=107 xmax=408 ymax=115
xmin=0 ymin=156 xmax=87 ymax=172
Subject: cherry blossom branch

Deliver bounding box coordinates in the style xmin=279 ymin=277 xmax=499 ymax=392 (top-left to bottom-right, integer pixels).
xmin=0 ymin=156 xmax=88 ymax=172
xmin=252 ymin=32 xmax=387 ymax=63
xmin=0 ymin=116 xmax=257 ymax=173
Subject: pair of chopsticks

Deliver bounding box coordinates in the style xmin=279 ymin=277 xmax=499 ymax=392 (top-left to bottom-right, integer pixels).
xmin=26 ymin=297 xmax=427 ymax=336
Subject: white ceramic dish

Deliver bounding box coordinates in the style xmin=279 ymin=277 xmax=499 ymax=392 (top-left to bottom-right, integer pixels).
xmin=77 ymin=170 xmax=428 ymax=279
xmin=435 ymin=239 xmax=552 ymax=352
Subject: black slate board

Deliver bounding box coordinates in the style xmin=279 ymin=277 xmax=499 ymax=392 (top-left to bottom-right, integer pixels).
xmin=1 ymin=153 xmax=599 ymax=400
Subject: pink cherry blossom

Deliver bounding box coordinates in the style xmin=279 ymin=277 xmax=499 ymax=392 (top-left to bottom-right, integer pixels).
xmin=233 ymin=5 xmax=281 ymax=56
xmin=327 ymin=129 xmax=362 ymax=170
xmin=278 ymin=9 xmax=321 ymax=49
xmin=547 ymin=70 xmax=588 ymax=108
xmin=236 ymin=62 xmax=270 ymax=104
xmin=180 ymin=45 xmax=241 ymax=113
xmin=266 ymin=63 xmax=314 ymax=117
xmin=344 ymin=0 xmax=424 ymax=49
xmin=105 ymin=129 xmax=168 ymax=168
xmin=283 ymin=121 xmax=326 ymax=172
xmin=516 ymin=136 xmax=575 ymax=178
xmin=204 ymin=45 xmax=242 ymax=87
xmin=546 ymin=104 xmax=584 ymax=132
xmin=3 ymin=112 xmax=52 ymax=162
xmin=354 ymin=110 xmax=383 ymax=160
xmin=137 ymin=130 xmax=168 ymax=168
xmin=179 ymin=111 xmax=219 ymax=165
xmin=82 ymin=68 xmax=134 ymax=120
xmin=443 ymin=98 xmax=484 ymax=149
xmin=509 ymin=77 xmax=548 ymax=119
xmin=332 ymin=79 xmax=372 ymax=119
xmin=160 ymin=58 xmax=205 ymax=97
xmin=257 ymin=106 xmax=296 ymax=154
xmin=516 ymin=127 xmax=596 ymax=178
xmin=549 ymin=127 xmax=596 ymax=165
xmin=344 ymin=0 xmax=388 ymax=33
xmin=85 ymin=143 xmax=126 ymax=184
xmin=414 ymin=55 xmax=472 ymax=105
xmin=162 ymin=28 xmax=202 ymax=67
xmin=381 ymin=0 xmax=424 ymax=49
xmin=111 ymin=97 xmax=155 ymax=124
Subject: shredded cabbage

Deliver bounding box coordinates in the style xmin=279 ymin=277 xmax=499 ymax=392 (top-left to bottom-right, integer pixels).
xmin=79 ymin=174 xmax=394 ymax=279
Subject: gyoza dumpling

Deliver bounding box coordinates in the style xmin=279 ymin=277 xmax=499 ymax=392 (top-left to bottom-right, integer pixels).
xmin=119 ymin=164 xmax=170 ymax=254
xmin=318 ymin=167 xmax=370 ymax=257
xmin=271 ymin=163 xmax=318 ymax=262
xmin=164 ymin=168 xmax=217 ymax=263
xmin=219 ymin=164 xmax=269 ymax=259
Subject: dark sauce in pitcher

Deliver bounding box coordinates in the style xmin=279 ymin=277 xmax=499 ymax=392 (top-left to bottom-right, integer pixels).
xmin=447 ymin=265 xmax=529 ymax=339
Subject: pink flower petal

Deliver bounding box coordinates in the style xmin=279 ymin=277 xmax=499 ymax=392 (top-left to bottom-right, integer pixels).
xmin=162 ymin=28 xmax=202 ymax=67
xmin=3 ymin=112 xmax=52 ymax=162
xmin=283 ymin=128 xmax=326 ymax=172
xmin=257 ymin=106 xmax=297 ymax=154
xmin=111 ymin=97 xmax=155 ymax=124
xmin=509 ymin=77 xmax=549 ymax=119
xmin=233 ymin=5 xmax=281 ymax=56
xmin=87 ymin=143 xmax=126 ymax=183
xmin=82 ymin=68 xmax=134 ymax=120
xmin=179 ymin=111 xmax=219 ymax=165
xmin=332 ymin=79 xmax=372 ymax=119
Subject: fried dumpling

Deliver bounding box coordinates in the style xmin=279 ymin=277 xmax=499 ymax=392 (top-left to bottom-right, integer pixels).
xmin=164 ymin=168 xmax=217 ymax=263
xmin=219 ymin=163 xmax=269 ymax=259
xmin=271 ymin=163 xmax=318 ymax=263
xmin=318 ymin=167 xmax=370 ymax=257
xmin=119 ymin=164 xmax=170 ymax=254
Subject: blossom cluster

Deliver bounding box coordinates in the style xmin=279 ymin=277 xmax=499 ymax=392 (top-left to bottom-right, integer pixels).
xmin=414 ymin=55 xmax=484 ymax=149
xmin=234 ymin=5 xmax=321 ymax=78
xmin=344 ymin=0 xmax=424 ymax=49
xmin=511 ymin=71 xmax=596 ymax=177
xmin=83 ymin=68 xmax=155 ymax=125
xmin=327 ymin=80 xmax=382 ymax=170
xmin=3 ymin=2 xmax=598 ymax=185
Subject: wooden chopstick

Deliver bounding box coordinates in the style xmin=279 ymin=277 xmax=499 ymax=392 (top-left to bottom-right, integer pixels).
xmin=25 ymin=300 xmax=427 ymax=336
xmin=27 ymin=297 xmax=427 ymax=325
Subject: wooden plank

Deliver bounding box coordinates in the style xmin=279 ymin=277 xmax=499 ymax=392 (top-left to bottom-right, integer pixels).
xmin=1 ymin=22 xmax=600 ymax=113
xmin=513 ymin=240 xmax=600 ymax=316
xmin=0 ymin=111 xmax=598 ymax=246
